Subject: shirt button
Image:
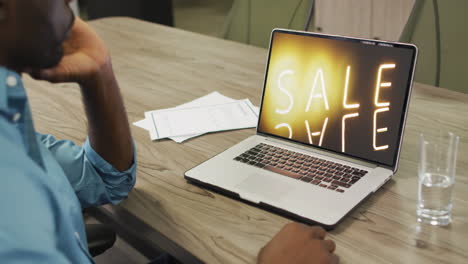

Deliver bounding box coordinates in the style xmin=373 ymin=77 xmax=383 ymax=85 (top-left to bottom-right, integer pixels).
xmin=6 ymin=75 xmax=18 ymax=87
xmin=12 ymin=113 xmax=21 ymax=122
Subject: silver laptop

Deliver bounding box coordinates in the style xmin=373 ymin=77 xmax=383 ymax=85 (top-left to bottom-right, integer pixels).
xmin=185 ymin=29 xmax=418 ymax=229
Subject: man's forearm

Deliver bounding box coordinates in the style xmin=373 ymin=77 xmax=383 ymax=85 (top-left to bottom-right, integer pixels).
xmin=80 ymin=60 xmax=133 ymax=172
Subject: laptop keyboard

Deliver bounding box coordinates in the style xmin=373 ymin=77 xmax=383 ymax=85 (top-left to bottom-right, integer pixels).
xmin=233 ymin=143 xmax=368 ymax=193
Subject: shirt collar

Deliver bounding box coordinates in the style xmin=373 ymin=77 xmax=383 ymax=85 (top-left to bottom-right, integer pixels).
xmin=0 ymin=67 xmax=24 ymax=110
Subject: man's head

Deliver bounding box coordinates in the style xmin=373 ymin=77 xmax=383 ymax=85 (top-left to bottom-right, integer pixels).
xmin=0 ymin=0 xmax=75 ymax=72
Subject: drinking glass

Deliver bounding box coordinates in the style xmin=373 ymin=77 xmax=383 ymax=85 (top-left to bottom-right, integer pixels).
xmin=417 ymin=132 xmax=459 ymax=226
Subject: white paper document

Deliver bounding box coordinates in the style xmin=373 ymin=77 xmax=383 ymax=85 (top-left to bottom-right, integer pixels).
xmin=145 ymin=99 xmax=258 ymax=140
xmin=134 ymin=92 xmax=237 ymax=142
xmin=133 ymin=92 xmax=260 ymax=143
xmin=133 ymin=118 xmax=152 ymax=130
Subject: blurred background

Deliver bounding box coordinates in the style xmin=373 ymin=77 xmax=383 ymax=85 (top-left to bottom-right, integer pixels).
xmin=72 ymin=0 xmax=468 ymax=93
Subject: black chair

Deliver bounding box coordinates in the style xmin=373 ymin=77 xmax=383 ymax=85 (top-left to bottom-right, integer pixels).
xmin=84 ymin=0 xmax=174 ymax=27
xmin=86 ymin=223 xmax=117 ymax=257
xmin=83 ymin=207 xmax=117 ymax=257
xmin=86 ymin=224 xmax=117 ymax=257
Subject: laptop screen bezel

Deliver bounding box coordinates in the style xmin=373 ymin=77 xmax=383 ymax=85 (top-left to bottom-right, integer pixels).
xmin=255 ymin=29 xmax=418 ymax=171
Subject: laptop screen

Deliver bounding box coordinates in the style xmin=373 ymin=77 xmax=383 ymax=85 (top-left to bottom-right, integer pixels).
xmin=257 ymin=30 xmax=417 ymax=168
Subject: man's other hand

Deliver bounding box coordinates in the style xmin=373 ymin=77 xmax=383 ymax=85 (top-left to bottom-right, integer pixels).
xmin=258 ymin=223 xmax=339 ymax=264
xmin=31 ymin=17 xmax=110 ymax=85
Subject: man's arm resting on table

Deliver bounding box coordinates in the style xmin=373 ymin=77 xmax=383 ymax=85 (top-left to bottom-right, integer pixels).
xmin=34 ymin=18 xmax=136 ymax=207
xmin=38 ymin=133 xmax=136 ymax=208
xmin=80 ymin=59 xmax=133 ymax=173
xmin=35 ymin=17 xmax=134 ymax=172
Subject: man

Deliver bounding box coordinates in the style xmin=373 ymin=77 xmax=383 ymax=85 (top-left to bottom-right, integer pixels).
xmin=0 ymin=1 xmax=338 ymax=263
xmin=0 ymin=0 xmax=136 ymax=263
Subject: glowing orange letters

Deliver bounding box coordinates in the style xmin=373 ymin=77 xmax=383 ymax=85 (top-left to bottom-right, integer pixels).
xmin=341 ymin=66 xmax=360 ymax=152
xmin=276 ymin=70 xmax=295 ymax=114
xmin=342 ymin=113 xmax=359 ymax=152
xmin=275 ymin=123 xmax=293 ymax=139
xmin=373 ymin=63 xmax=395 ymax=151
xmin=273 ymin=63 xmax=395 ymax=152
xmin=374 ymin=64 xmax=395 ymax=107
xmin=373 ymin=107 xmax=390 ymax=151
xmin=305 ymin=118 xmax=329 ymax=146
xmin=305 ymin=68 xmax=330 ymax=112
xmin=343 ymin=66 xmax=360 ymax=109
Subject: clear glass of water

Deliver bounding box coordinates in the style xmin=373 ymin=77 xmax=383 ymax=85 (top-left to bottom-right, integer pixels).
xmin=418 ymin=132 xmax=460 ymax=226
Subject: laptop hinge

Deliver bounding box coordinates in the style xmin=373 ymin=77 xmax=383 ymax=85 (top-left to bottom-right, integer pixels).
xmin=262 ymin=135 xmax=378 ymax=169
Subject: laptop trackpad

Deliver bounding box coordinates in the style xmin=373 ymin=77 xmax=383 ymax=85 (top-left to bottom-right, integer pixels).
xmin=235 ymin=173 xmax=292 ymax=203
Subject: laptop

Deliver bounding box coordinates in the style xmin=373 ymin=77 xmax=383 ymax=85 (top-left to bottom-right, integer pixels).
xmin=185 ymin=29 xmax=418 ymax=229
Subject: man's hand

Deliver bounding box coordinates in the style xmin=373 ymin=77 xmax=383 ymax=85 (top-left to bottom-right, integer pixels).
xmin=258 ymin=223 xmax=339 ymax=264
xmin=30 ymin=17 xmax=133 ymax=172
xmin=33 ymin=16 xmax=110 ymax=86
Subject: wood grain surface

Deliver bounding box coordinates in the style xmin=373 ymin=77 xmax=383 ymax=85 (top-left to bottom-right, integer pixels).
xmin=24 ymin=17 xmax=468 ymax=264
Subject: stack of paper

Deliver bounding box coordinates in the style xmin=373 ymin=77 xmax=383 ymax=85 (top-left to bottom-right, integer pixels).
xmin=134 ymin=92 xmax=260 ymax=143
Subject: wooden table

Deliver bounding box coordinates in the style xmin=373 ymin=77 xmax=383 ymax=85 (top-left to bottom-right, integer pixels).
xmin=25 ymin=17 xmax=468 ymax=264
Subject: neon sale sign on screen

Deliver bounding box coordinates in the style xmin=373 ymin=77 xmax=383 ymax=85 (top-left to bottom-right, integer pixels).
xmin=258 ymin=32 xmax=415 ymax=166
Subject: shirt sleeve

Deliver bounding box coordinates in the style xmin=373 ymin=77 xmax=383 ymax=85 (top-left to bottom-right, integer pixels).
xmin=37 ymin=133 xmax=137 ymax=208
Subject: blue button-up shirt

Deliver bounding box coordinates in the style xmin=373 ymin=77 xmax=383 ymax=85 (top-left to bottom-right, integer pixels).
xmin=0 ymin=67 xmax=137 ymax=263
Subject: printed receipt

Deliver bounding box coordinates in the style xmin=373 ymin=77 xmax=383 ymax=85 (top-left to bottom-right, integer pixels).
xmin=145 ymin=99 xmax=258 ymax=140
